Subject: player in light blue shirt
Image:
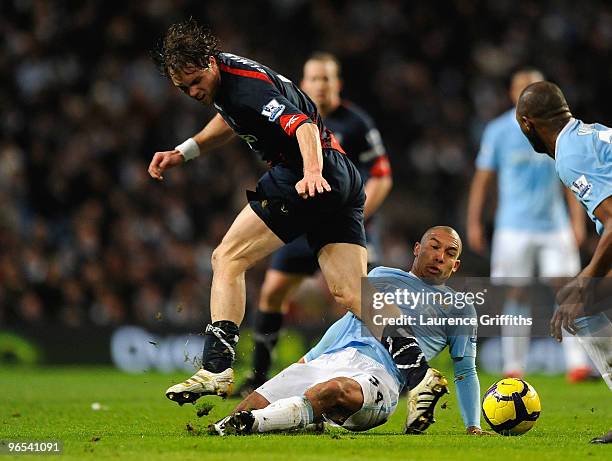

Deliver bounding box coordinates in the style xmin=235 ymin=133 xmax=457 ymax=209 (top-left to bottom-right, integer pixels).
xmin=212 ymin=227 xmax=489 ymax=436
xmin=516 ymin=81 xmax=612 ymax=444
xmin=467 ymin=69 xmax=588 ymax=379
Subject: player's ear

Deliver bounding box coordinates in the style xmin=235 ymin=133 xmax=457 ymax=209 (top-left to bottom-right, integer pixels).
xmin=451 ymin=259 xmax=461 ymax=274
xmin=518 ymin=115 xmax=532 ymax=131
xmin=413 ymin=242 xmax=420 ymax=257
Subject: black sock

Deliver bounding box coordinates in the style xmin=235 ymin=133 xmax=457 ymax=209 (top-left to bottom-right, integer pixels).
xmin=381 ymin=324 xmax=429 ymax=390
xmin=201 ymin=320 xmax=240 ymax=373
xmin=252 ymin=311 xmax=283 ymax=381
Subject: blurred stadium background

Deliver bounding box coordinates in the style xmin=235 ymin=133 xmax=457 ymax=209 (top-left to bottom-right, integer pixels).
xmin=1 ymin=0 xmax=611 ymax=375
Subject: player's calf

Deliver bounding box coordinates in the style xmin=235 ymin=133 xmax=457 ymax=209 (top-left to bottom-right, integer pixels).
xmin=212 ymin=396 xmax=314 ymax=435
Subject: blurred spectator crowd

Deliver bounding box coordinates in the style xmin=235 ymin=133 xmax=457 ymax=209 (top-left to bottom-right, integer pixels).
xmin=0 ymin=0 xmax=610 ymax=328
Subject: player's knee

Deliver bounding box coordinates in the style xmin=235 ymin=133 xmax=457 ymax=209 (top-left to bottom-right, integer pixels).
xmin=330 ymin=287 xmax=360 ymax=314
xmin=308 ymin=379 xmax=355 ymax=408
xmin=211 ymin=243 xmax=248 ymax=274
xmin=306 ymin=380 xmax=343 ymax=407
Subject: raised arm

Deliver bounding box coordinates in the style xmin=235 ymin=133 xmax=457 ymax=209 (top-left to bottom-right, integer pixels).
xmin=148 ymin=113 xmax=235 ymax=180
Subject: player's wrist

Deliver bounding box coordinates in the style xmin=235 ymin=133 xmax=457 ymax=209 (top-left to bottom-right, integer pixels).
xmin=175 ymin=138 xmax=200 ymax=162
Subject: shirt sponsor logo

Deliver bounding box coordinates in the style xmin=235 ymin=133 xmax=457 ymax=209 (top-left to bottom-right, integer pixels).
xmin=570 ymin=174 xmax=593 ymax=199
xmin=261 ymin=99 xmax=285 ymax=122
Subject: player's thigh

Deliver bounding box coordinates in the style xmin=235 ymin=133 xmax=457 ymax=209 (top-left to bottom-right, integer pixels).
xmin=538 ymin=228 xmax=581 ymax=278
xmin=259 ymin=269 xmax=306 ymax=312
xmin=490 ymin=229 xmax=537 ymax=282
xmin=215 ymin=205 xmax=284 ymax=268
xmin=255 ymin=361 xmax=328 ymax=404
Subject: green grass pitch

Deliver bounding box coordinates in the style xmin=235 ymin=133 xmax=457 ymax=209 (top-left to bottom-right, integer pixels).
xmin=1 ymin=357 xmax=610 ymax=461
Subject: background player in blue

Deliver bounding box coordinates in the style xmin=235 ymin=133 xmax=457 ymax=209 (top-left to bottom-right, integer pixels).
xmin=242 ymin=52 xmax=393 ymax=394
xmin=148 ymin=20 xmax=440 ymax=422
xmin=516 ymin=81 xmax=612 ymax=444
xmin=467 ymin=69 xmax=589 ymax=380
xmin=212 ymin=227 xmax=489 ymax=436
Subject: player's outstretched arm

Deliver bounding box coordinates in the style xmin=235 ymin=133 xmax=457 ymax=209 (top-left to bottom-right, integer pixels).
xmin=148 ymin=114 xmax=235 ymax=180
xmin=452 ymin=356 xmax=490 ymax=434
xmin=294 ymin=123 xmax=331 ymax=199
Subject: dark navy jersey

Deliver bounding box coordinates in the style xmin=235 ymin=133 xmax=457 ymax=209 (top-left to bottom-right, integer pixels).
xmin=324 ymin=101 xmax=391 ymax=182
xmin=213 ymin=53 xmax=343 ymax=171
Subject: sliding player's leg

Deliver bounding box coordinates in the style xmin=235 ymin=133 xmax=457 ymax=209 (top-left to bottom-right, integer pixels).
xmin=213 ymin=349 xmax=399 ymax=435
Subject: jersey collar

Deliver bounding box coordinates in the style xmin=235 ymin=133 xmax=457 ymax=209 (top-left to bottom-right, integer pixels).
xmin=554 ymin=117 xmax=577 ymax=159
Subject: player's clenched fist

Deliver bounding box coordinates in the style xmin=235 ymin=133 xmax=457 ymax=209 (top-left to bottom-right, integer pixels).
xmin=295 ymin=171 xmax=332 ymax=199
xmin=148 ymin=150 xmax=184 ymax=180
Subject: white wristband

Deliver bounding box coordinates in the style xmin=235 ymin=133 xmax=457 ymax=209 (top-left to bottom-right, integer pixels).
xmin=175 ymin=138 xmax=200 ymax=161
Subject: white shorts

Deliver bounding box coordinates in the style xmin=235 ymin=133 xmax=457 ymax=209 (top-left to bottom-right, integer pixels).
xmin=491 ymin=227 xmax=580 ymax=285
xmin=255 ymin=348 xmax=400 ymax=431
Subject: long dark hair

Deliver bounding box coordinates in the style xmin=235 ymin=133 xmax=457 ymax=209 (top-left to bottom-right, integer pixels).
xmin=152 ymin=18 xmax=221 ymax=78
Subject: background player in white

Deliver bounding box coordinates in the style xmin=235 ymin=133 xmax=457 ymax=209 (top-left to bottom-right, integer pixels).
xmin=213 ymin=227 xmax=490 ymax=436
xmin=242 ymin=52 xmax=393 ymax=394
xmin=516 ymin=80 xmax=612 ymax=444
xmin=467 ymin=69 xmax=590 ymax=380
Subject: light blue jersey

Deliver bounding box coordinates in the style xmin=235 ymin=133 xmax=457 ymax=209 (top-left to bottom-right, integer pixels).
xmin=303 ymin=266 xmax=480 ymax=427
xmin=555 ymin=118 xmax=612 ymax=234
xmin=476 ymin=109 xmax=569 ymax=231
xmin=304 ymin=267 xmax=477 ymax=383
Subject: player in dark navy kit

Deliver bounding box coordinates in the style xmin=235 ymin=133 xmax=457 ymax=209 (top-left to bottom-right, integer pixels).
xmin=241 ymin=53 xmax=393 ymax=394
xmin=148 ymin=20 xmax=447 ymax=432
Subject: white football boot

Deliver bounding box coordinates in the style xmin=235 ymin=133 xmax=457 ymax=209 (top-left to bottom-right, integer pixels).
xmin=165 ymin=368 xmax=234 ymax=405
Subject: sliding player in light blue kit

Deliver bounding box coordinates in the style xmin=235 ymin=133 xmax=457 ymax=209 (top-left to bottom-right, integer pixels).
xmin=212 ymin=227 xmax=488 ymax=436
xmin=516 ymin=81 xmax=612 ymax=444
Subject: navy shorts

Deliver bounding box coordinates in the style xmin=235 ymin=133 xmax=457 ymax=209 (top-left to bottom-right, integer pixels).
xmin=270 ymin=223 xmax=382 ymax=276
xmin=249 ymin=149 xmax=366 ymax=257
